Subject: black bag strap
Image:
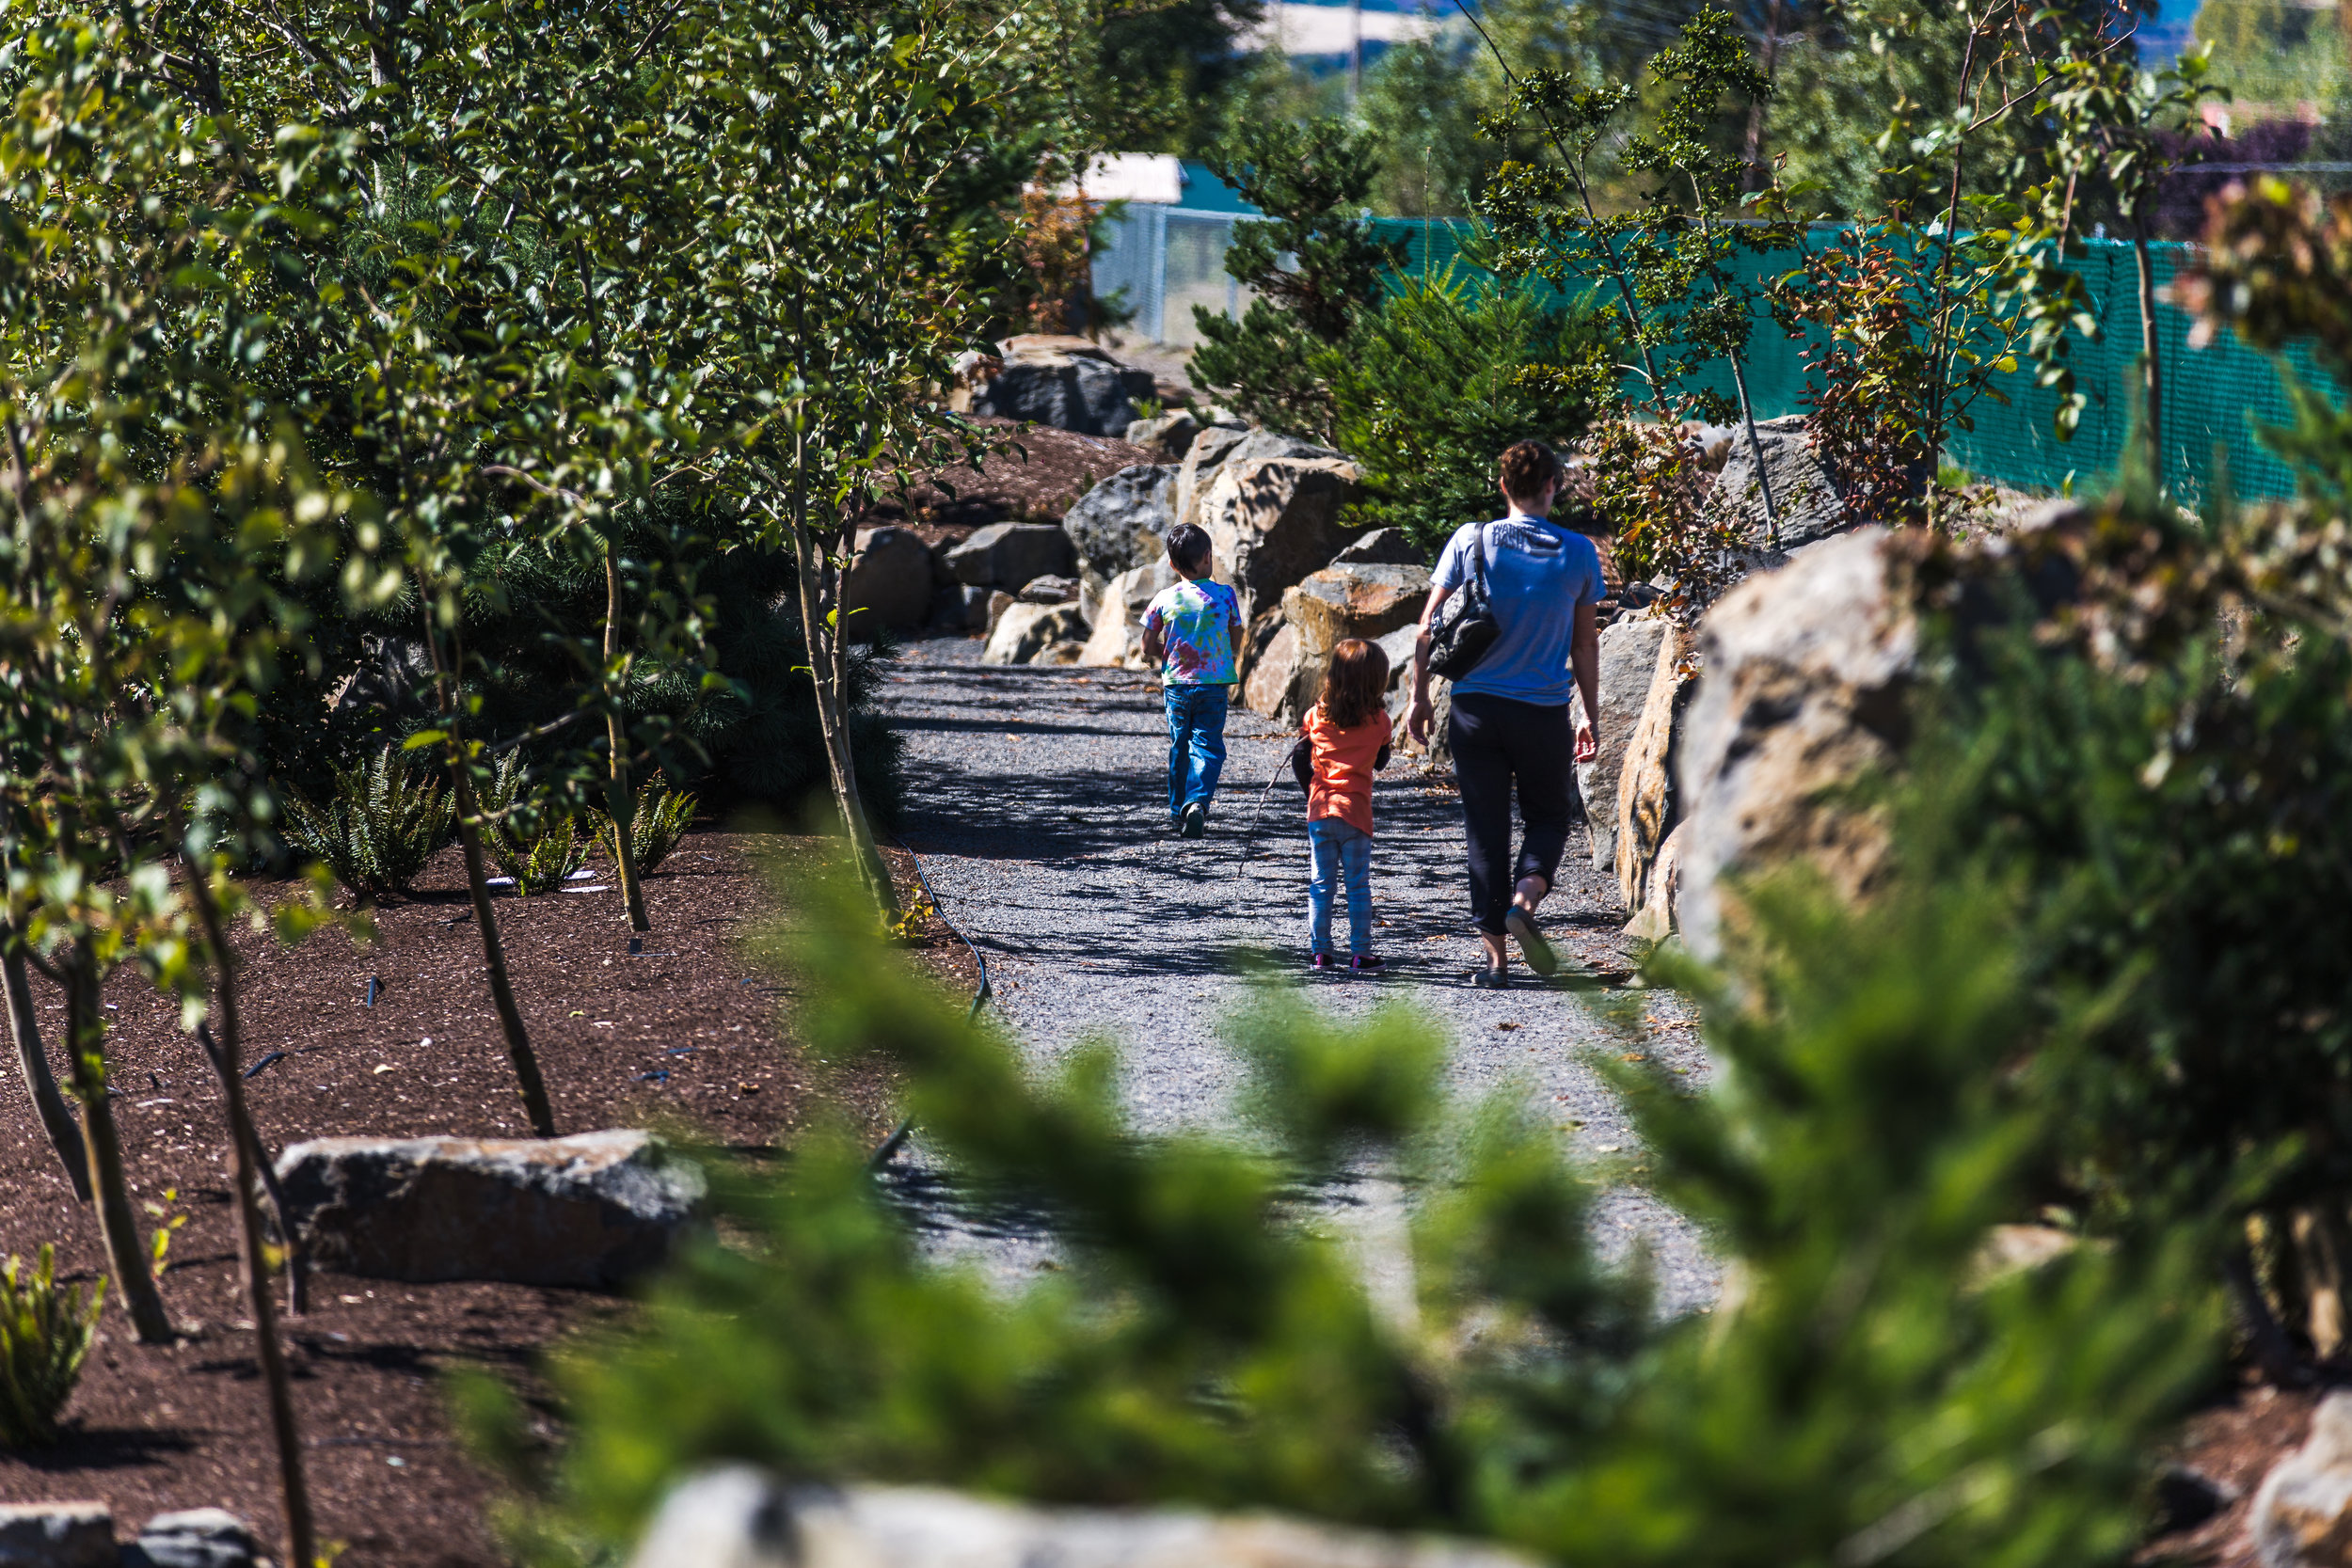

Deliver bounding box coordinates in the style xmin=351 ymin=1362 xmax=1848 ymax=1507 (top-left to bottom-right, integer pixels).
xmin=1462 ymin=521 xmax=1490 ymax=600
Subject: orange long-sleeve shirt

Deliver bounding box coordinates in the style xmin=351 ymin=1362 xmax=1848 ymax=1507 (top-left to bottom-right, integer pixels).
xmin=1305 ymin=705 xmax=1391 ymax=836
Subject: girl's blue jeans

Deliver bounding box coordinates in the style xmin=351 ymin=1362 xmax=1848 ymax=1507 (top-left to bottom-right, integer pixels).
xmin=1165 ymin=682 xmax=1231 ymax=816
xmin=1308 ymin=817 xmax=1374 ymax=956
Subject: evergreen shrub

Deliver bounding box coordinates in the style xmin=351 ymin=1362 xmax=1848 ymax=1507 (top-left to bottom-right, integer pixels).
xmin=463 ymin=861 xmax=2217 ymax=1568
xmin=1331 ymin=266 xmax=1617 ymax=554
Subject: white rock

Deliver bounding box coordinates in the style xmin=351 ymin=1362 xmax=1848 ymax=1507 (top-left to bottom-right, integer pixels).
xmin=628 ymin=1470 xmax=1540 ymax=1568
xmin=0 ymin=1503 xmax=114 ymax=1568
xmin=127 ymin=1509 xmax=262 ymax=1568
xmin=982 ymin=603 xmax=1089 ymax=665
xmin=2255 ymin=1390 xmax=2352 ymax=1567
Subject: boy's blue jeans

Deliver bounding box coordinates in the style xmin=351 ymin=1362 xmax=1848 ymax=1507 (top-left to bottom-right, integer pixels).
xmin=1307 ymin=817 xmax=1373 ymax=956
xmin=1165 ymin=682 xmax=1231 ymax=816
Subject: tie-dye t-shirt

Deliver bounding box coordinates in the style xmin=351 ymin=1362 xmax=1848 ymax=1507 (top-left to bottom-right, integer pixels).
xmin=1143 ymin=578 xmax=1242 ymax=686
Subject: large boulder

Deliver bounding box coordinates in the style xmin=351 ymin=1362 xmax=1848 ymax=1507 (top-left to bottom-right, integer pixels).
xmin=983 ymin=603 xmax=1088 ymax=665
xmin=1623 ymin=821 xmax=1685 ymax=944
xmin=1240 ymin=619 xmax=1322 ymax=723
xmin=1078 ymin=562 xmax=1175 ymax=669
xmin=2255 ymin=1391 xmax=2352 ymax=1568
xmin=126 ymin=1511 xmax=262 ymax=1568
xmin=1706 ymin=415 xmax=1856 ymax=553
xmin=0 ymin=1505 xmax=112 ymax=1568
xmin=844 ymin=526 xmax=934 ymax=636
xmin=1580 ymin=615 xmax=1672 ymax=872
xmin=1060 ymin=464 xmax=1176 ymax=598
xmin=1202 ymin=456 xmax=1365 ymax=627
xmin=1281 ymin=564 xmax=1432 ymax=659
xmin=628 ymin=1468 xmax=1539 ymax=1568
xmin=971 ymin=339 xmax=1156 ymax=436
xmin=1122 ymin=410 xmax=1200 ymax=462
xmin=1676 ymin=529 xmax=1914 ymax=961
xmin=1614 ymin=625 xmax=1693 ymax=922
xmin=1332 ymin=527 xmax=1428 ymax=567
xmin=1175 ymin=428 xmax=1330 ymax=537
xmin=945 ymin=522 xmax=1077 ymax=590
xmin=1173 ymin=424 xmax=1251 ymax=536
xmin=274 ymin=1130 xmax=704 ymax=1290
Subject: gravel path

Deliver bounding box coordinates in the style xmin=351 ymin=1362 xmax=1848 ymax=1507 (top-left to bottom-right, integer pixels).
xmin=879 ymin=637 xmax=1718 ymax=1313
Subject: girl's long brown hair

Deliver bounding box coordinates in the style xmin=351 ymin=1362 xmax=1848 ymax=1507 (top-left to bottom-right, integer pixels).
xmin=1320 ymin=639 xmax=1390 ymax=731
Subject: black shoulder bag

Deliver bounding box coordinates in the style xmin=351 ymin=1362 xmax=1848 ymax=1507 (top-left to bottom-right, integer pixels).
xmin=1426 ymin=523 xmax=1500 ymax=680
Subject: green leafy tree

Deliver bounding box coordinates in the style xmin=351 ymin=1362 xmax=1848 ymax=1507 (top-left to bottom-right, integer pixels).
xmin=2026 ymin=35 xmax=2226 ymax=482
xmin=1480 ymin=6 xmax=1795 ymax=538
xmin=668 ymin=0 xmax=1036 ymax=918
xmin=0 ymin=15 xmax=393 ymax=1559
xmin=1187 ymin=118 xmax=1402 ymax=441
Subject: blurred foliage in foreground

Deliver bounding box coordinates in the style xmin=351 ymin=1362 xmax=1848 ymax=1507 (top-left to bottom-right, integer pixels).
xmin=463 ymin=854 xmax=2217 ymax=1567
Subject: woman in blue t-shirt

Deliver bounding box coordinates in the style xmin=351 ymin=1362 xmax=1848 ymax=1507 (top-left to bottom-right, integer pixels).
xmin=1406 ymin=440 xmax=1602 ymax=988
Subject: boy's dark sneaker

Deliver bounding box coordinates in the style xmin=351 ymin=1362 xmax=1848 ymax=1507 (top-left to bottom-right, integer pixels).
xmin=1180 ymin=802 xmax=1207 ymax=838
xmin=1311 ymin=953 xmax=1336 ymax=972
xmin=1351 ymin=954 xmax=1385 ymax=972
xmin=1469 ymin=966 xmax=1510 ymax=990
xmin=1504 ymin=908 xmax=1559 ymax=977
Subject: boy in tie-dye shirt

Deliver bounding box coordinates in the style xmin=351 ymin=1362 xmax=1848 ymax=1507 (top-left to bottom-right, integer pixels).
xmin=1141 ymin=522 xmax=1243 ymax=839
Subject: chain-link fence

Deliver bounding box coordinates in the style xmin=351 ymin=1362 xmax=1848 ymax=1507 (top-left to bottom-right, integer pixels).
xmin=1091 ymin=206 xmax=1252 ymax=350
xmin=1094 ymin=205 xmax=2341 ymax=502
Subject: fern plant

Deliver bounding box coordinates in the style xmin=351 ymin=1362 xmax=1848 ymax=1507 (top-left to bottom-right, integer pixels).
xmin=283 ymin=747 xmax=455 ymax=901
xmin=593 ymin=774 xmax=697 ymax=878
xmin=0 ymin=1245 xmax=102 ymax=1448
xmin=481 ymin=754 xmax=591 ymax=895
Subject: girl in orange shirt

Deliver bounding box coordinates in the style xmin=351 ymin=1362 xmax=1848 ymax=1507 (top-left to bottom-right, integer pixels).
xmin=1302 ymin=639 xmax=1393 ymax=973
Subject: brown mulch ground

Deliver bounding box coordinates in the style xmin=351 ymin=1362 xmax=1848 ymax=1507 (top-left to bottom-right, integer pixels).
xmin=862 ymin=418 xmax=1158 ymax=540
xmin=0 ymin=831 xmax=968 ymax=1566
xmin=2144 ymin=1378 xmax=2321 ymax=1566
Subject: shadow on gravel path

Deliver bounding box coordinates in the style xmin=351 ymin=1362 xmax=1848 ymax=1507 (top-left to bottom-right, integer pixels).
xmin=878 ymin=636 xmax=1719 ymax=1313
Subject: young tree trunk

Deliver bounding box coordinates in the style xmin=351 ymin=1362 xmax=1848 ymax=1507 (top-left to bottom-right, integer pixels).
xmin=63 ymin=953 xmax=174 ymax=1343
xmin=2134 ymin=227 xmax=2164 ymax=486
xmin=1922 ymin=17 xmax=1987 ymax=532
xmin=786 ymin=433 xmax=897 ymax=917
xmin=1726 ymin=354 xmax=1782 ymax=546
xmin=601 ymin=542 xmax=650 ymax=935
xmin=2 ymin=933 xmax=88 ymax=1202
xmin=199 ymin=1023 xmax=308 ymax=1316
xmin=183 ymin=865 xmax=318 ymax=1568
xmin=452 ymin=765 xmax=558 ymax=1137
xmin=418 ymin=588 xmax=558 ymax=1136
xmin=1691 ymin=200 xmax=1782 ymax=544
xmin=1740 ymin=0 xmax=1786 ymax=194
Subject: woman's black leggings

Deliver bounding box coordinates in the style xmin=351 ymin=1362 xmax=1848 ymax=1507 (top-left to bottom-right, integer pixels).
xmin=1448 ymin=691 xmax=1576 ymax=935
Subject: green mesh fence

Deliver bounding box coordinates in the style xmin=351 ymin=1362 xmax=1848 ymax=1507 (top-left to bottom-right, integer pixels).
xmin=1365 ymin=216 xmax=2342 ymax=503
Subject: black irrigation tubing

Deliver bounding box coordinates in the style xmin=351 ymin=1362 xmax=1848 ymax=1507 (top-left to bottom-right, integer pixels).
xmin=867 ymin=832 xmax=993 ymax=1171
